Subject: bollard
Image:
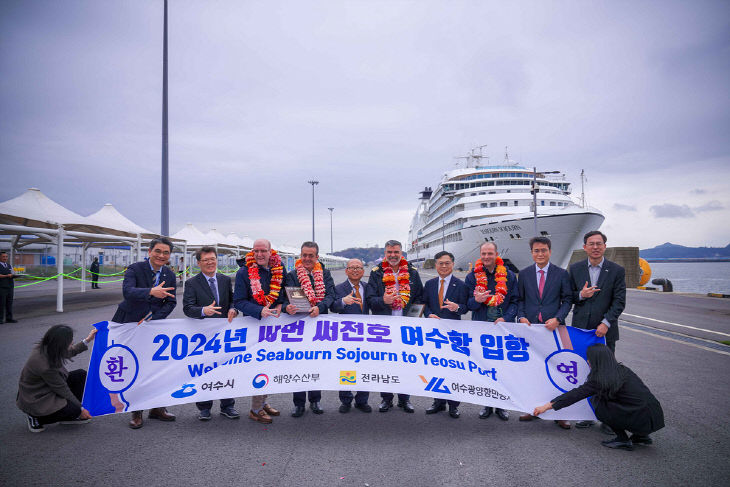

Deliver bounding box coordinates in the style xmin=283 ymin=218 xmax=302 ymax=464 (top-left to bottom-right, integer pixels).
xmin=651 ymin=278 xmax=673 ymax=292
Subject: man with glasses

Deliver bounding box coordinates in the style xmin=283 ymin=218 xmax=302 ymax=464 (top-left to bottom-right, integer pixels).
xmin=111 ymin=237 xmax=177 ymax=429
xmin=515 ymin=236 xmax=572 ymax=429
xmin=569 ymin=231 xmax=626 ymax=431
xmin=183 ymin=246 xmax=239 ymax=421
xmin=331 ymin=258 xmax=372 ymax=413
xmin=423 ymin=251 xmax=468 ymax=418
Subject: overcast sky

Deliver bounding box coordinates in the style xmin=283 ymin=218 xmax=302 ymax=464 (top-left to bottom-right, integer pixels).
xmin=2 ymin=0 xmax=728 ymax=251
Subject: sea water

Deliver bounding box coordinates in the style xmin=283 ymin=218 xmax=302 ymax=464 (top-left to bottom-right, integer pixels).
xmin=647 ymin=262 xmax=730 ymax=294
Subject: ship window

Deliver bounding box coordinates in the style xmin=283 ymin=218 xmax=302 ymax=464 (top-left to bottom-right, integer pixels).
xmin=516 ymin=234 xmax=521 ymax=238
xmin=514 ymin=201 xmax=518 ymax=206
xmin=481 ymin=203 xmax=489 ymax=208
xmin=541 ymin=201 xmax=545 ymax=206
xmin=490 ymin=202 xmax=498 ymax=207
xmin=550 ymin=201 xmax=556 ymax=206
xmin=488 ymin=191 xmax=495 ymax=194
xmin=479 ymin=192 xmax=486 ymax=195
xmin=506 ymin=190 xmax=511 ymax=193
xmin=500 ymin=202 xmax=508 ymax=207
xmin=471 ymin=193 xmax=477 ymax=196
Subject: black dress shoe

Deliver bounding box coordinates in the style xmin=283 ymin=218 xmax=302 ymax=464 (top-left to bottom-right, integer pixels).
xmin=495 ymin=408 xmax=509 ymax=421
xmin=425 ymin=401 xmax=446 ymax=414
xmin=6 ymin=319 xmax=18 ymax=323
xmin=378 ymin=400 xmax=393 ymax=412
xmin=448 ymin=407 xmax=460 ymax=419
xmin=629 ymin=434 xmax=653 ymax=445
xmin=575 ymin=420 xmax=596 ymax=429
xmin=398 ymin=400 xmax=415 ymax=413
xmin=339 ymin=403 xmax=351 ymax=413
xmin=479 ymin=406 xmax=493 ymax=419
xmin=354 ymin=403 xmax=372 ymax=413
xmin=292 ymin=406 xmax=305 ymax=417
xmin=601 ymin=437 xmax=634 ymax=450
xmin=310 ymin=401 xmax=324 ymax=414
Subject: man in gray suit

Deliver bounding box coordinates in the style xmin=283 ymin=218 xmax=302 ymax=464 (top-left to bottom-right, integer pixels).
xmin=568 ymin=230 xmax=626 ymax=430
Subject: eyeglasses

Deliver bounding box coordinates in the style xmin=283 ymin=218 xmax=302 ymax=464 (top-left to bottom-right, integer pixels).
xmin=199 ymin=258 xmax=217 ymax=264
xmin=347 ymin=266 xmax=364 ymax=271
xmin=585 ymin=242 xmax=605 ymax=247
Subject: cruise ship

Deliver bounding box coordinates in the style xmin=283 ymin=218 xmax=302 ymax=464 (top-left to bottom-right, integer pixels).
xmin=407 ymin=147 xmax=604 ymax=272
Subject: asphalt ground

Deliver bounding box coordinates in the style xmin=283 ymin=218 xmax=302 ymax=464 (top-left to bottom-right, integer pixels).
xmin=1 ymin=269 xmax=729 ymax=486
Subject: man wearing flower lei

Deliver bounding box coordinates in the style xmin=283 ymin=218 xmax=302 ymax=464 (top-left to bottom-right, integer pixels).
xmin=465 ymin=241 xmax=518 ymax=422
xmin=233 ymin=238 xmax=284 ymax=424
xmin=366 ymin=239 xmax=424 ymax=414
xmin=283 ymin=241 xmax=336 ymax=417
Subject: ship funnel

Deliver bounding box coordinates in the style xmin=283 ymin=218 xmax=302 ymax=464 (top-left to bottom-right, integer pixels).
xmin=419 ymin=187 xmax=433 ymax=200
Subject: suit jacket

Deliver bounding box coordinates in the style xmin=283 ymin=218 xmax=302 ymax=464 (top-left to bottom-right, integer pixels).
xmin=111 ymin=261 xmax=177 ymax=323
xmin=465 ymin=267 xmax=518 ymax=322
xmin=366 ymin=261 xmax=424 ymax=316
xmin=0 ymin=261 xmax=14 ymax=289
xmin=423 ymin=275 xmax=469 ymax=320
xmin=183 ymin=272 xmax=233 ymax=319
xmin=551 ymin=364 xmax=664 ymax=435
xmin=568 ymin=259 xmax=626 ymax=343
xmin=233 ymin=264 xmax=286 ymax=320
xmin=282 ymin=267 xmax=336 ymax=315
xmin=16 ymin=342 xmax=88 ymax=416
xmin=90 ymin=261 xmax=100 ymax=276
xmin=516 ymin=264 xmax=572 ymax=324
xmin=331 ymin=280 xmax=371 ymax=314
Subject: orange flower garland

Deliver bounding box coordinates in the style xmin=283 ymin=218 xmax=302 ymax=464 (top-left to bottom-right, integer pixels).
xmin=245 ymin=250 xmax=284 ymax=306
xmin=473 ymin=255 xmax=508 ymax=306
xmin=382 ymin=257 xmax=410 ymax=310
xmin=295 ymin=259 xmax=326 ymax=305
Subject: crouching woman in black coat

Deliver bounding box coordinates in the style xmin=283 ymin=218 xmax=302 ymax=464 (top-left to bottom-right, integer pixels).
xmin=17 ymin=325 xmax=97 ymax=433
xmin=533 ymin=344 xmax=664 ymax=450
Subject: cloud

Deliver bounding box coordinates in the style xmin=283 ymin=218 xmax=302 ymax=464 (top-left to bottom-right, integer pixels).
xmin=650 ymin=204 xmax=694 ymax=218
xmin=613 ymin=203 xmax=637 ymax=212
xmin=694 ymin=200 xmax=724 ymax=212
xmin=689 ymin=188 xmax=707 ymax=195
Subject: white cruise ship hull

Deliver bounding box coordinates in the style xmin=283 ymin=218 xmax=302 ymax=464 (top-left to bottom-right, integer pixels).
xmin=409 ymin=210 xmax=605 ymax=271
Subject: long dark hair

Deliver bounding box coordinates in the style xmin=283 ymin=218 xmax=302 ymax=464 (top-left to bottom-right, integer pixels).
xmin=586 ymin=344 xmax=624 ymax=398
xmin=39 ymin=325 xmax=74 ymax=368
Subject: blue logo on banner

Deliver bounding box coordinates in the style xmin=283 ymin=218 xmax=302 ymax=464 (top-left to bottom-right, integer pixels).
xmin=171 ymin=383 xmax=197 ymax=398
xmin=423 ymin=376 xmax=451 ymax=394
xmin=252 ymin=374 xmax=269 ymax=389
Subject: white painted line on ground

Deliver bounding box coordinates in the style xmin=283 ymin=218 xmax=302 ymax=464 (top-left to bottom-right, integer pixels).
xmin=622 ymin=326 xmax=730 ymax=357
xmin=622 ymin=312 xmax=730 ymax=338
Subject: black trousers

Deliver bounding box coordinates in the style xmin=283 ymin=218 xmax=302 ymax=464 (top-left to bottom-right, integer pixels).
xmin=293 ymin=390 xmax=321 ymax=406
xmin=91 ymin=274 xmax=99 ymax=288
xmin=36 ymin=369 xmax=86 ymax=425
xmin=0 ymin=287 xmax=13 ymax=321
xmin=196 ymin=398 xmax=235 ymax=411
xmin=339 ymin=390 xmax=369 ymax=405
xmin=381 ymin=393 xmax=410 ymax=403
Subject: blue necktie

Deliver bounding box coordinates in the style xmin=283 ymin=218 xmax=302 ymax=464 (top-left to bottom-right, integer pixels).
xmin=153 ymin=271 xmax=160 ymax=286
xmin=208 ymin=277 xmax=219 ymax=304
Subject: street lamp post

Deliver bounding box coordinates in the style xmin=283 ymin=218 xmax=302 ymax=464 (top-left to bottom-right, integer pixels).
xmin=531 ymin=167 xmax=560 ymax=237
xmin=308 ymin=180 xmax=319 ymax=241
xmin=328 ymin=207 xmax=334 ymax=254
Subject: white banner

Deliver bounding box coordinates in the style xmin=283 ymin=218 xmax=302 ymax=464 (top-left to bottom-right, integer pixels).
xmin=83 ymin=315 xmax=604 ymax=420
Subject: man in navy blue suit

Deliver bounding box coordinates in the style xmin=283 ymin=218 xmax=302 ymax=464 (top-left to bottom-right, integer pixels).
xmin=331 ymin=258 xmax=373 ymax=413
xmin=423 ymin=251 xmax=468 ymax=418
xmin=516 ymin=236 xmax=573 ymax=429
xmin=111 ymin=237 xmax=177 ymax=429
xmin=183 ymin=246 xmax=240 ymax=421
xmin=465 ymin=241 xmax=517 ymax=421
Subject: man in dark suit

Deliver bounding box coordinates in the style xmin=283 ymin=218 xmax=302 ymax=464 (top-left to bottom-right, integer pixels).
xmin=0 ymin=251 xmax=18 ymax=323
xmin=283 ymin=241 xmax=336 ymax=417
xmin=423 ymin=250 xmax=468 ymax=419
xmin=366 ymin=239 xmax=424 ymax=414
xmin=183 ymin=246 xmax=240 ymax=421
xmin=516 ymin=236 xmax=573 ymax=429
xmin=569 ymin=230 xmax=627 ymax=430
xmin=465 ymin=241 xmax=517 ymax=421
xmin=90 ymin=257 xmax=100 ymax=289
xmin=111 ymin=237 xmax=177 ymax=429
xmin=331 ymin=258 xmax=372 ymax=413
xmin=233 ymin=238 xmax=284 ymax=424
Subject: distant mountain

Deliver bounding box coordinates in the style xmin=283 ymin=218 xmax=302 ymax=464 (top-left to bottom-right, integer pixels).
xmin=333 ymin=247 xmax=406 ymax=265
xmin=640 ymin=242 xmax=730 ymax=259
